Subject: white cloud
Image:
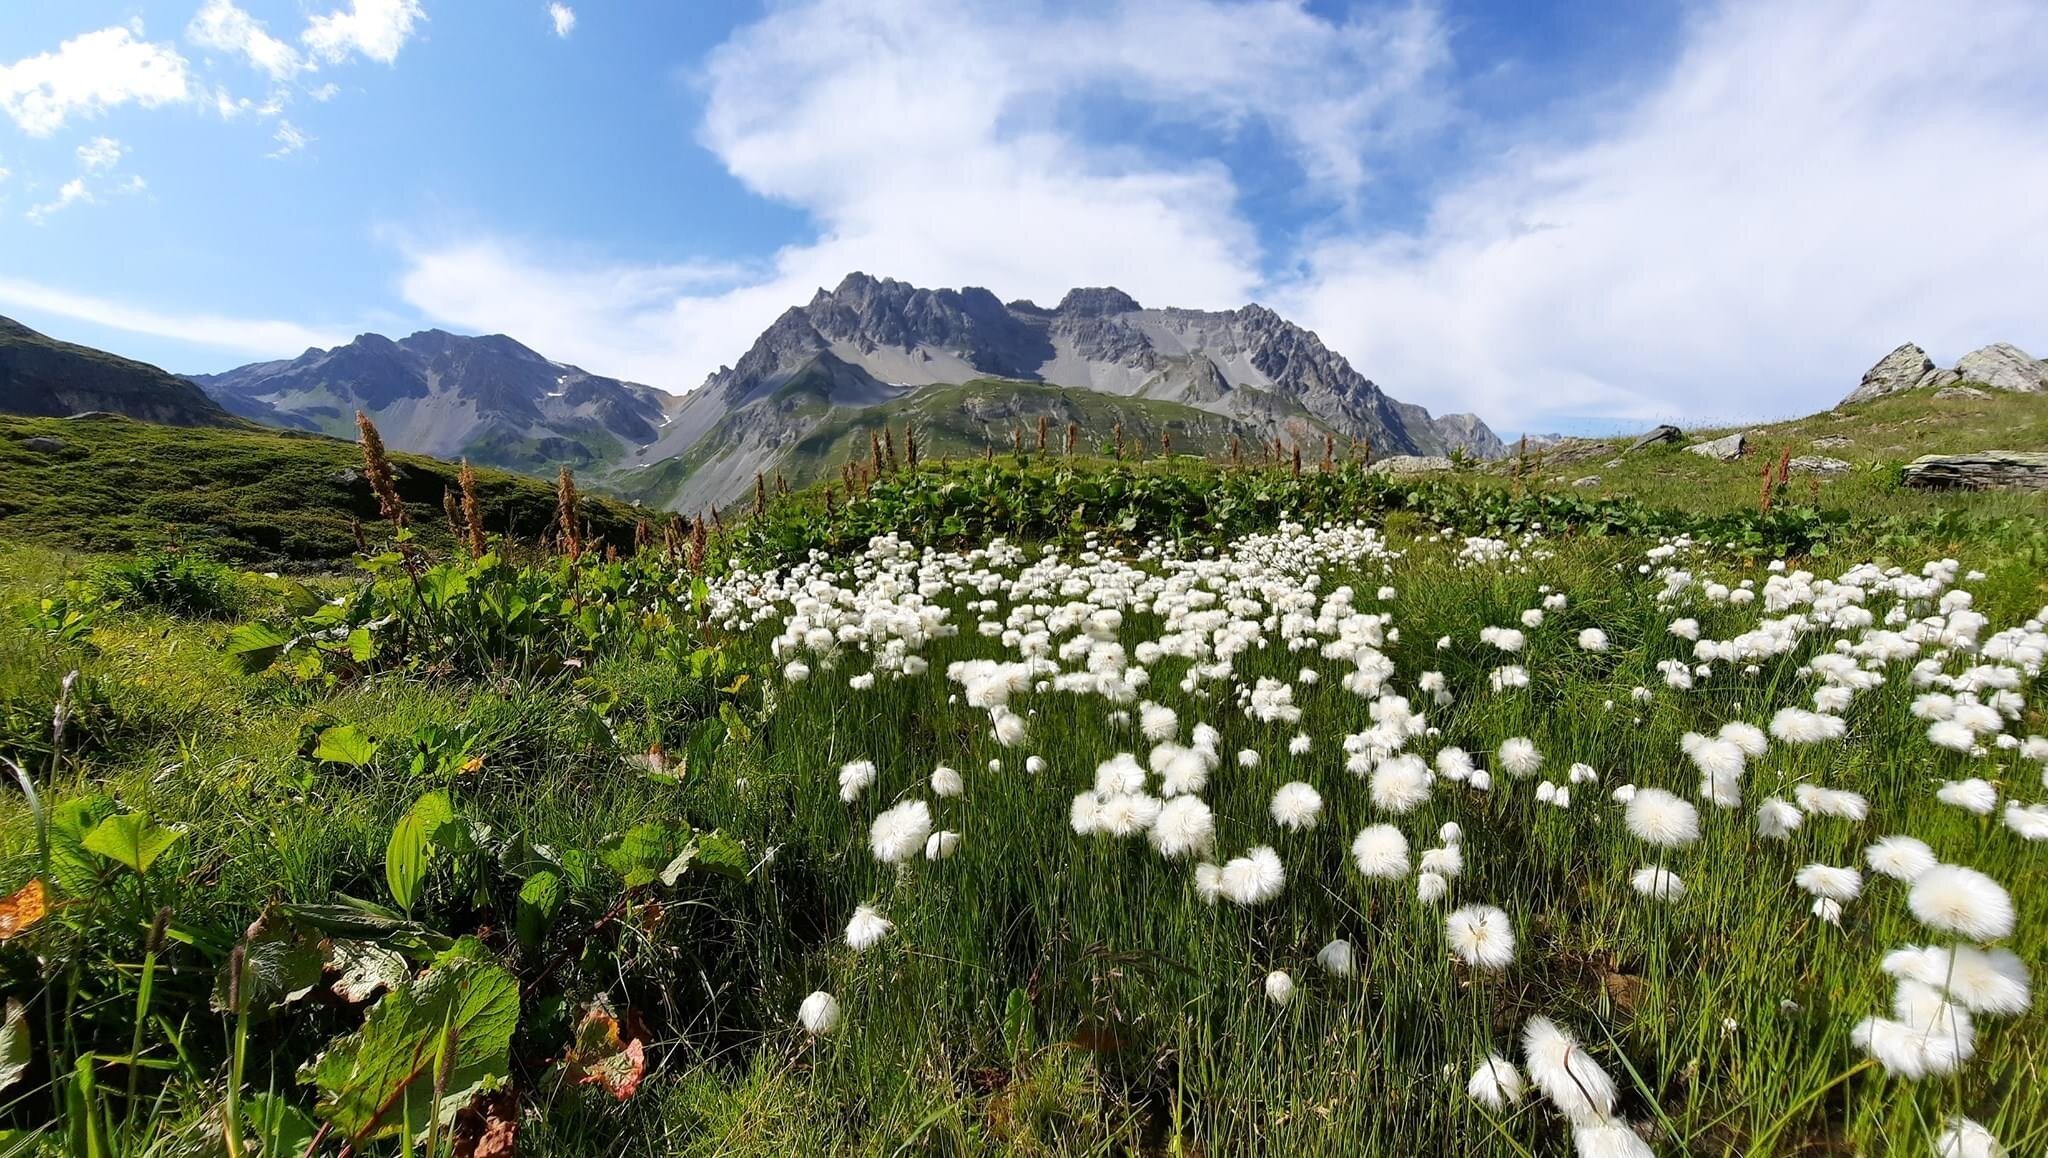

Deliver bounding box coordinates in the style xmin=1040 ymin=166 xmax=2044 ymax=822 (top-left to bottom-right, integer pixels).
xmin=0 ymin=23 xmax=191 ymax=137
xmin=269 ymin=120 xmax=312 ymax=158
xmin=303 ymin=0 xmax=427 ymax=66
xmin=188 ymin=0 xmax=305 ymax=81
xmin=401 ymin=0 xmax=1444 ymax=390
xmin=1275 ymin=0 xmax=2048 ymax=428
xmin=76 ymin=136 xmax=124 ymax=173
xmin=26 ymin=178 xmax=92 ymax=224
xmin=549 ymin=4 xmax=578 ymax=39
xmin=0 ymin=276 xmax=345 ymax=355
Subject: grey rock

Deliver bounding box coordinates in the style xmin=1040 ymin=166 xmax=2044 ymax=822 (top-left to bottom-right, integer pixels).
xmin=1901 ymin=452 xmax=2048 ymax=491
xmin=1842 ymin=343 xmax=1941 ymax=404
xmin=1604 ymin=459 xmax=1622 ymax=468
xmin=1810 ymin=435 xmax=1854 ymax=449
xmin=20 ymin=436 xmax=65 ymax=452
xmin=1933 ymin=385 xmax=1989 ymax=401
xmin=1572 ymin=476 xmax=1601 ymax=487
xmin=1625 ymin=424 xmax=1682 ymax=453
xmin=1369 ymin=454 xmax=1454 ymax=474
xmin=1954 ymin=343 xmax=2047 ymax=394
xmin=332 ymin=468 xmax=360 ymax=485
xmin=1687 ymin=433 xmax=1746 ymax=461
xmin=1788 ymin=455 xmax=1852 ymax=474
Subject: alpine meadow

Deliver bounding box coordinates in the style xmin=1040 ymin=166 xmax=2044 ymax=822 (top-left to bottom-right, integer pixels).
xmin=4 ymin=1 xmax=2048 ymax=1156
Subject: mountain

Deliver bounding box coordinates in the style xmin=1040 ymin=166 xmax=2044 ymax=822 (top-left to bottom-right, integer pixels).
xmin=1842 ymin=341 xmax=2047 ymax=405
xmin=190 ymin=329 xmax=674 ymax=475
xmin=1 ymin=315 xmax=237 ymax=427
xmin=628 ymin=272 xmax=1503 ymax=512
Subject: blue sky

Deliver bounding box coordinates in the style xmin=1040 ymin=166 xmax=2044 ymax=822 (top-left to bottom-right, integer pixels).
xmin=2 ymin=1 xmax=2045 ymax=434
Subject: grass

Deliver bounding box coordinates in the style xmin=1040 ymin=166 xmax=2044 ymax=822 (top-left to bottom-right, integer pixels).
xmin=0 ymin=413 xmax=649 ymax=567
xmin=0 ymin=416 xmax=2044 ymax=1153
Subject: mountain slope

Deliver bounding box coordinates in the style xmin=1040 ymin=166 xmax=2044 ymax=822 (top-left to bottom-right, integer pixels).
xmin=0 ymin=315 xmax=238 ymax=427
xmin=633 ymin=273 xmax=1502 ymax=511
xmin=191 ymin=329 xmax=674 ymax=475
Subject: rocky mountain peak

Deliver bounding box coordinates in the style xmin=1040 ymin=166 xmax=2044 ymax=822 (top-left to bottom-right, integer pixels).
xmin=1055 ymin=287 xmax=1141 ymax=316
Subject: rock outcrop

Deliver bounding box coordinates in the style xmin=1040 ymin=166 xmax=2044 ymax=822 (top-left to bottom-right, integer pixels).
xmin=1842 ymin=341 xmax=2045 ymax=406
xmin=1952 ymin=343 xmax=2048 ymax=395
xmin=1687 ymin=433 xmax=1745 ymax=461
xmin=1900 ymin=452 xmax=2048 ymax=491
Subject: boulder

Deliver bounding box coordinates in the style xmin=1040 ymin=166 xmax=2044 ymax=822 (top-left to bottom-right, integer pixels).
xmin=1953 ymin=343 xmax=2047 ymax=394
xmin=1810 ymin=435 xmax=1854 ymax=449
xmin=1687 ymin=433 xmax=1745 ymax=461
xmin=1842 ymin=343 xmax=1951 ymax=405
xmin=1369 ymin=454 xmax=1453 ymax=475
xmin=1900 ymin=452 xmax=2048 ymax=491
xmin=1572 ymin=476 xmax=1601 ymax=487
xmin=1788 ymin=455 xmax=1851 ymax=474
xmin=1625 ymin=425 xmax=1682 ymax=453
xmin=1933 ymin=385 xmax=1989 ymax=401
xmin=20 ymin=436 xmax=65 ymax=453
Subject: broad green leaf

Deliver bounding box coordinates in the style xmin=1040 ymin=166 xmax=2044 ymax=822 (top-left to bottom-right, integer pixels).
xmin=0 ymin=999 xmax=29 ymax=1094
xmin=302 ymin=955 xmax=519 ymax=1143
xmin=601 ymin=822 xmax=676 ymax=889
xmin=330 ymin=940 xmax=410 ymax=1004
xmin=313 ymin=724 xmax=378 ymax=767
xmin=514 ymin=871 xmax=561 ymax=952
xmin=346 ymin=627 xmax=375 ymax=663
xmin=81 ymin=812 xmax=186 ymax=875
xmin=226 ymin=622 xmax=290 ymax=673
xmin=48 ymin=796 xmax=113 ymax=896
xmin=689 ymin=831 xmax=748 ymax=882
xmin=385 ymin=792 xmax=452 ymax=914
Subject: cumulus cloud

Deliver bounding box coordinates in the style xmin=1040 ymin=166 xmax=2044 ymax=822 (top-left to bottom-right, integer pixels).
xmin=303 ymin=0 xmax=427 ymax=66
xmin=0 ymin=23 xmax=191 ymax=137
xmin=401 ymin=0 xmax=1446 ymax=390
xmin=549 ymin=4 xmax=578 ymax=39
xmin=1275 ymin=0 xmax=2048 ymax=426
xmin=188 ymin=0 xmax=305 ymax=81
xmin=76 ymin=136 xmax=124 ymax=173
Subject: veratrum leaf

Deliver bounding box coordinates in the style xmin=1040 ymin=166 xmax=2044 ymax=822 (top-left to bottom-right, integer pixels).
xmin=330 ymin=940 xmax=411 ymax=1004
xmin=514 ymin=871 xmax=561 ymax=953
xmin=385 ymin=792 xmax=454 ymax=914
xmin=226 ymin=622 xmax=290 ymax=673
xmin=303 ymin=955 xmax=519 ymax=1144
xmin=313 ymin=724 xmax=379 ymax=767
xmin=81 ymin=812 xmax=186 ymax=875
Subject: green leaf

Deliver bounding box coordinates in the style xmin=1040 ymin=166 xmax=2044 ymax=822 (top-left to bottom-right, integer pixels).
xmin=690 ymin=830 xmax=748 ymax=881
xmin=346 ymin=627 xmax=375 ymax=663
xmin=302 ymin=955 xmax=519 ymax=1143
xmin=330 ymin=940 xmax=410 ymax=1004
xmin=514 ymin=871 xmax=562 ymax=952
xmin=601 ymin=822 xmax=677 ymax=889
xmin=244 ymin=1091 xmax=317 ymax=1158
xmin=226 ymin=621 xmax=291 ymax=673
xmin=0 ymin=999 xmax=30 ymax=1095
xmin=385 ymin=792 xmax=453 ymax=914
xmin=48 ymin=795 xmax=113 ymax=896
xmin=81 ymin=811 xmax=186 ymax=875
xmin=313 ymin=724 xmax=378 ymax=767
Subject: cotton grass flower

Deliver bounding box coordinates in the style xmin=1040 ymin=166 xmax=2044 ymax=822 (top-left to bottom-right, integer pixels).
xmin=1625 ymin=788 xmax=1701 ymax=847
xmin=1316 ymin=938 xmax=1355 ymax=977
xmin=1771 ymin=707 xmax=1846 ymax=744
xmin=1883 ymin=944 xmax=2032 ymax=1016
xmin=1909 ymin=865 xmax=2015 ymax=941
xmin=1237 ymin=748 xmax=1260 ymax=768
xmin=1792 ymin=784 xmax=1869 ymax=820
xmin=1936 ymin=778 xmax=1998 ymax=815
xmin=1445 ymin=905 xmax=1515 ymax=970
xmin=1270 ymin=782 xmax=1323 ymax=830
xmin=845 ymin=905 xmax=894 ymax=951
xmin=1419 ymin=844 xmax=1463 ymax=878
xmin=870 ymin=800 xmax=933 ymax=865
xmin=1755 ymin=797 xmax=1802 ymax=839
xmin=1351 ymin=825 xmax=1410 ymax=878
xmin=1933 ymin=1117 xmax=2006 ymax=1158
xmin=2005 ymin=802 xmax=2048 ymax=840
xmin=1149 ymin=795 xmax=1215 ymax=859
xmin=1498 ymin=737 xmax=1543 ymax=777
xmin=797 ymin=990 xmax=841 ymax=1035
xmin=1370 ymin=754 xmax=1434 ymax=813
xmin=1795 ymin=864 xmax=1863 ymax=903
xmin=1219 ymin=846 xmax=1285 ymax=905
xmin=1865 ymin=835 xmax=1937 ymax=881
xmin=1521 ymin=1016 xmax=1616 ymax=1122
xmin=1263 ymin=970 xmax=1295 ymax=1007
xmin=838 ymin=759 xmax=877 ymax=803
xmin=1577 ymin=628 xmax=1609 ymax=652
xmin=1417 ymin=871 xmax=1449 ymax=903
xmin=1466 ymin=1054 xmax=1524 ymax=1110
xmin=1630 ymin=865 xmax=1685 ymax=900
xmin=931 ymin=764 xmax=963 ymax=797
xmin=1571 ymin=1120 xmax=1655 ymax=1158
xmin=925 ymin=830 xmax=960 ymax=860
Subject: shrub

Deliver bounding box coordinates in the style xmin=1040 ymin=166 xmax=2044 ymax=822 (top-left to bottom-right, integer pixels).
xmin=88 ymin=550 xmax=244 ymax=618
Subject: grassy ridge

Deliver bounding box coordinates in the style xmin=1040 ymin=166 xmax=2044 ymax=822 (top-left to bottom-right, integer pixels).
xmin=0 ymin=413 xmax=646 ymax=566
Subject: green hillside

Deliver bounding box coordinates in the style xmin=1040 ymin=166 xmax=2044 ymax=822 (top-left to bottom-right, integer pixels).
xmin=0 ymin=413 xmax=646 ymax=566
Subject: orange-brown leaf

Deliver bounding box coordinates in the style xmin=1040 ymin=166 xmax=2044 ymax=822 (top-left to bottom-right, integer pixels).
xmin=0 ymin=880 xmax=48 ymax=941
xmin=561 ymin=1004 xmax=648 ymax=1101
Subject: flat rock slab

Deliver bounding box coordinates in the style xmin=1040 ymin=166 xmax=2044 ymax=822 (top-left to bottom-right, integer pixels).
xmin=19 ymin=436 xmax=66 ymax=453
xmin=1687 ymin=433 xmax=1745 ymax=461
xmin=1625 ymin=425 xmax=1682 ymax=453
xmin=1572 ymin=476 xmax=1601 ymax=487
xmin=1811 ymin=435 xmax=1854 ymax=449
xmin=1933 ymin=386 xmax=1989 ymax=401
xmin=1370 ymin=455 xmax=1453 ymax=474
xmin=1788 ymin=455 xmax=1852 ymax=474
xmin=1901 ymin=452 xmax=2048 ymax=491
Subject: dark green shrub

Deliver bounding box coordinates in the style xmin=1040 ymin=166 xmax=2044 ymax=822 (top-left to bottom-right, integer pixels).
xmin=89 ymin=549 xmax=244 ymax=618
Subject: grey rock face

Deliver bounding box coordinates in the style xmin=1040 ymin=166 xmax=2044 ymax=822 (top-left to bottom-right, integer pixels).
xmin=1625 ymin=425 xmax=1682 ymax=453
xmin=1368 ymin=454 xmax=1454 ymax=474
xmin=1842 ymin=343 xmax=1944 ymax=404
xmin=1901 ymin=452 xmax=2048 ymax=490
xmin=1953 ymin=344 xmax=2047 ymax=394
xmin=648 ymin=272 xmax=1504 ymax=510
xmin=1788 ymin=455 xmax=1851 ymax=474
xmin=1687 ymin=433 xmax=1745 ymax=461
xmin=1933 ymin=386 xmax=1989 ymax=401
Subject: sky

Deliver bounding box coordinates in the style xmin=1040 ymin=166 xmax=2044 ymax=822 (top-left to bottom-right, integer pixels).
xmin=2 ymin=0 xmax=2045 ymax=435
